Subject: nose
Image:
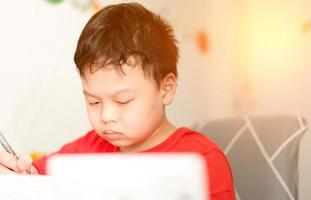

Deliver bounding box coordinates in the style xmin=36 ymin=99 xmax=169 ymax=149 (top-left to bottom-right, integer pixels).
xmin=100 ymin=104 xmax=118 ymax=124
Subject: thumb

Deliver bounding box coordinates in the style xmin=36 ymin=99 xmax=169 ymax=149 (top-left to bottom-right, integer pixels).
xmin=16 ymin=155 xmax=33 ymax=173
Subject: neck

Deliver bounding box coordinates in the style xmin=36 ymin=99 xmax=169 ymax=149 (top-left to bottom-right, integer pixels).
xmin=119 ymin=118 xmax=176 ymax=153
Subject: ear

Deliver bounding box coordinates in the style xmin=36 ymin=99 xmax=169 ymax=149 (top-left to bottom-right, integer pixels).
xmin=160 ymin=73 xmax=177 ymax=105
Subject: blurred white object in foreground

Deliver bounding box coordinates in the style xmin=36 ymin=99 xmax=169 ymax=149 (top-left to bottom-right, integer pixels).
xmin=0 ymin=153 xmax=208 ymax=200
xmin=48 ymin=153 xmax=208 ymax=200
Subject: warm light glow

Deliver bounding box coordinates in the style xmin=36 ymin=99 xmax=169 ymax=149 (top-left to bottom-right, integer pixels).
xmin=245 ymin=7 xmax=302 ymax=75
xmin=232 ymin=3 xmax=307 ymax=114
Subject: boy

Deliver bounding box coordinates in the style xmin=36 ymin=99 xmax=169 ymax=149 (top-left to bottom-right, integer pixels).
xmin=0 ymin=3 xmax=235 ymax=200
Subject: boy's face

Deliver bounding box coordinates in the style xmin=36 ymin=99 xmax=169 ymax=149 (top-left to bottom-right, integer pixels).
xmin=81 ymin=59 xmax=176 ymax=152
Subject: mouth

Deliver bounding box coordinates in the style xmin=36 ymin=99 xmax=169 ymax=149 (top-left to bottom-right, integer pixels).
xmin=102 ymin=130 xmax=122 ymax=140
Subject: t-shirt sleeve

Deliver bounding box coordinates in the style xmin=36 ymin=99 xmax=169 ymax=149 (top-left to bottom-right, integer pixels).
xmin=204 ymin=149 xmax=236 ymax=200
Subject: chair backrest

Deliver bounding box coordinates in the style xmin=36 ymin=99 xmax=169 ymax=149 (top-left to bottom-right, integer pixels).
xmin=199 ymin=115 xmax=307 ymax=200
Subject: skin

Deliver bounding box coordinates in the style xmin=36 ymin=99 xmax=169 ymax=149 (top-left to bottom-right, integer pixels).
xmin=82 ymin=59 xmax=177 ymax=152
xmin=0 ymin=152 xmax=37 ymax=174
xmin=0 ymin=57 xmax=178 ymax=174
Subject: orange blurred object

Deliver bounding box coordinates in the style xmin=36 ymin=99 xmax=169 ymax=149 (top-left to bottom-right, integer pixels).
xmin=30 ymin=151 xmax=47 ymax=161
xmin=197 ymin=30 xmax=209 ymax=54
xmin=91 ymin=0 xmax=102 ymax=13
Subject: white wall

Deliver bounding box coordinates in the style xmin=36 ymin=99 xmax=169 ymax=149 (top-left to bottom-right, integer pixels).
xmin=0 ymin=0 xmax=92 ymax=152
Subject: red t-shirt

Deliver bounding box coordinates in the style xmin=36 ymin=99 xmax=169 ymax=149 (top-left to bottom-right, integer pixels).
xmin=33 ymin=127 xmax=235 ymax=200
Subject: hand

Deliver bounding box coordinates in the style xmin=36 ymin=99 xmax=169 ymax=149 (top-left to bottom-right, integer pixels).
xmin=0 ymin=151 xmax=38 ymax=174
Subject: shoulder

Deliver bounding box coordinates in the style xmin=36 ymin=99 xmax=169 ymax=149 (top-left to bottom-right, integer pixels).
xmin=179 ymin=128 xmax=230 ymax=168
xmin=178 ymin=128 xmax=235 ymax=199
xmin=59 ymin=130 xmax=114 ymax=153
xmin=174 ymin=127 xmax=221 ymax=154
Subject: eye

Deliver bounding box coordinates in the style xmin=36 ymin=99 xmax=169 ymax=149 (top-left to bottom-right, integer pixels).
xmin=116 ymin=99 xmax=133 ymax=105
xmin=88 ymin=101 xmax=100 ymax=105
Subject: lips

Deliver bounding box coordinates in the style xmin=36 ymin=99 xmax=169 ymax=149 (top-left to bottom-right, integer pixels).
xmin=103 ymin=130 xmax=122 ymax=140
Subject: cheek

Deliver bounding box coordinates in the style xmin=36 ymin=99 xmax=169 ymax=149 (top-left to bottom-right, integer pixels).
xmin=123 ymin=99 xmax=163 ymax=128
xmin=86 ymin=107 xmax=100 ymax=127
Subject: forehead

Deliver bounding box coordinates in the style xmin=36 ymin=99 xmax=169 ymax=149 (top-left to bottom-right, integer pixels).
xmin=81 ymin=63 xmax=157 ymax=95
xmin=83 ymin=63 xmax=143 ymax=83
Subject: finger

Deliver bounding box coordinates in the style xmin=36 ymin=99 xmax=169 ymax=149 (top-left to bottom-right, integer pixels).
xmin=16 ymin=155 xmax=33 ymax=172
xmin=0 ymin=163 xmax=17 ymax=174
xmin=23 ymin=165 xmax=38 ymax=175
xmin=0 ymin=151 xmax=18 ymax=172
xmin=29 ymin=166 xmax=38 ymax=175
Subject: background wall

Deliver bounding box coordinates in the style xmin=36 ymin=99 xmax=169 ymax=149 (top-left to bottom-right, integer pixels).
xmin=235 ymin=1 xmax=311 ymax=199
xmin=0 ymin=0 xmax=310 ymax=198
xmin=0 ymin=0 xmax=91 ymax=153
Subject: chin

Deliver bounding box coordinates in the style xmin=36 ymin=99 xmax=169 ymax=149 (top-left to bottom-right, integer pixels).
xmin=108 ymin=140 xmax=130 ymax=148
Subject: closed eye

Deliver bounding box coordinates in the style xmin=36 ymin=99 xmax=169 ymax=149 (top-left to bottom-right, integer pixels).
xmin=116 ymin=99 xmax=133 ymax=105
xmin=89 ymin=101 xmax=100 ymax=105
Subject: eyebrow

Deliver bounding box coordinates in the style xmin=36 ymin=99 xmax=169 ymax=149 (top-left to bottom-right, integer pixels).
xmin=83 ymin=88 xmax=133 ymax=98
xmin=83 ymin=90 xmax=99 ymax=98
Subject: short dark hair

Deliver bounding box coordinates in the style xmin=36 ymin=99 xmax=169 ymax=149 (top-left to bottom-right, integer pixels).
xmin=74 ymin=2 xmax=179 ymax=87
